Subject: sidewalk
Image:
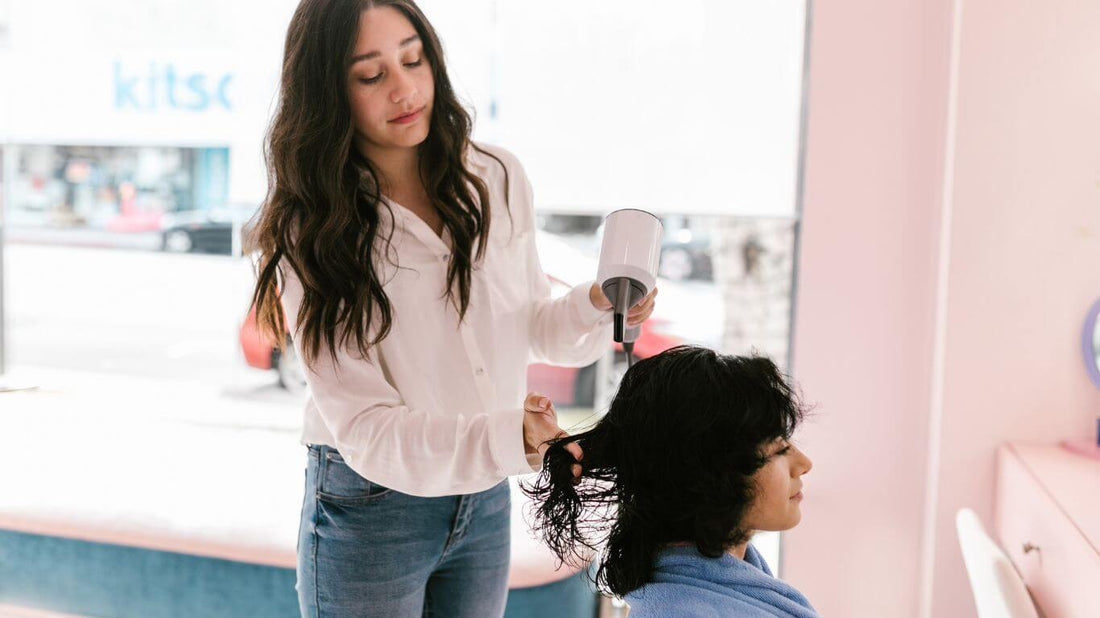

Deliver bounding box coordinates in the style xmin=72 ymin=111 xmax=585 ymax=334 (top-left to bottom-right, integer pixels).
xmin=0 ymin=365 xmax=306 ymax=568
xmin=0 ymin=365 xmax=303 ymax=431
xmin=3 ymin=227 xmax=164 ymax=252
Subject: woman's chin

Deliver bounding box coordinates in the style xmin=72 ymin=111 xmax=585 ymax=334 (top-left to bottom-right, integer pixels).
xmin=361 ymin=128 xmax=430 ymax=152
xmin=396 ymin=133 xmax=429 ymax=148
xmin=385 ymin=124 xmax=430 ymax=148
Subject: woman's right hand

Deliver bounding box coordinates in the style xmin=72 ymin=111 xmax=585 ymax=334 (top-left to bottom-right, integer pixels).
xmin=522 ymin=392 xmax=583 ymax=478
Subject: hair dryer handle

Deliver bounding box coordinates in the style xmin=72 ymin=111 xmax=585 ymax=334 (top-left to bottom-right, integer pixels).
xmin=613 ymin=311 xmax=644 ymax=344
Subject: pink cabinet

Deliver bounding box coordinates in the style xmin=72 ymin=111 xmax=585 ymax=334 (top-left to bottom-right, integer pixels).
xmin=994 ymin=444 xmax=1100 ymax=617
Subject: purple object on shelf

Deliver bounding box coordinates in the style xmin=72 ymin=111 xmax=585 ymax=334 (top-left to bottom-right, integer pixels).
xmin=1083 ymin=298 xmax=1100 ymax=388
xmin=1083 ymin=298 xmax=1100 ymax=447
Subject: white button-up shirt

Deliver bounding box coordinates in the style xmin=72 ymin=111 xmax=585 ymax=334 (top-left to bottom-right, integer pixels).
xmin=278 ymin=144 xmax=613 ymax=497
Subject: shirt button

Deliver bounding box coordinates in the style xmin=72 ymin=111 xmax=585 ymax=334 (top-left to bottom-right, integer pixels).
xmin=475 ymin=368 xmax=485 ymax=376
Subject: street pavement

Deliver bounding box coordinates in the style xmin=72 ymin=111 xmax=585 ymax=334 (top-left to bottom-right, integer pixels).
xmin=2 ymin=243 xmax=304 ymax=429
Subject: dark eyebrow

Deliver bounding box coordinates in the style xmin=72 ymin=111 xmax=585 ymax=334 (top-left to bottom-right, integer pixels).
xmin=351 ymin=35 xmax=421 ymax=64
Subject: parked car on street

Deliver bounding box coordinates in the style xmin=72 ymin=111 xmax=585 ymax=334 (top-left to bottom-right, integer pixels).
xmin=161 ymin=203 xmax=257 ymax=255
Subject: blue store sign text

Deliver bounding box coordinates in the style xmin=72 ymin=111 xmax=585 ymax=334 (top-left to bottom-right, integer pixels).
xmin=114 ymin=62 xmax=233 ymax=111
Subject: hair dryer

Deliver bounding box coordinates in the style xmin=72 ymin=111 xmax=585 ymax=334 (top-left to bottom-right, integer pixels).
xmin=596 ymin=209 xmax=663 ymax=367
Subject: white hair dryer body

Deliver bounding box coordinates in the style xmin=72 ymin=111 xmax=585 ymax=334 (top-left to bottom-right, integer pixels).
xmin=596 ymin=208 xmax=663 ymax=348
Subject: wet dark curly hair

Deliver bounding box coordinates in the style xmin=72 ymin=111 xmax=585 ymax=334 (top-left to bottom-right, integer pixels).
xmin=522 ymin=345 xmax=806 ymax=597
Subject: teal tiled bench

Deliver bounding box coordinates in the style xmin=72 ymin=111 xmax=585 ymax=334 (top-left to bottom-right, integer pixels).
xmin=0 ymin=529 xmax=596 ymax=617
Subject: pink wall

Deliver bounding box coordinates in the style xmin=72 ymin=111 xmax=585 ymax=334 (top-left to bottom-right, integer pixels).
xmin=788 ymin=0 xmax=1100 ymax=615
xmin=929 ymin=0 xmax=1100 ymax=614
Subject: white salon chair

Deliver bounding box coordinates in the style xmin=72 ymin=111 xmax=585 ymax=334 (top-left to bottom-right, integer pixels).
xmin=955 ymin=508 xmax=1040 ymax=618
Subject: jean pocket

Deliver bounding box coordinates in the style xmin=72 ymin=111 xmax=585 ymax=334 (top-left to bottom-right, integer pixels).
xmin=317 ymin=450 xmax=393 ymax=505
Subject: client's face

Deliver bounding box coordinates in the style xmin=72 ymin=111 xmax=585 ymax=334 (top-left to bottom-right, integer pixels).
xmin=742 ymin=439 xmax=813 ymax=531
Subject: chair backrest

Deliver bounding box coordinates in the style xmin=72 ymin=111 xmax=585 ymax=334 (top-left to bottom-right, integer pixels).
xmin=955 ymin=508 xmax=1040 ymax=618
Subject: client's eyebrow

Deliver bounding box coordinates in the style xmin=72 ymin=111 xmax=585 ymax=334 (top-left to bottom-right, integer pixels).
xmin=352 ymin=35 xmax=421 ymax=64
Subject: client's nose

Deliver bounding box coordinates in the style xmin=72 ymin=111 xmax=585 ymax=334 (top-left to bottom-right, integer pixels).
xmin=792 ymin=446 xmax=813 ymax=475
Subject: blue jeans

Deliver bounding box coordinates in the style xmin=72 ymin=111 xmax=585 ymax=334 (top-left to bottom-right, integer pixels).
xmin=297 ymin=444 xmax=511 ymax=617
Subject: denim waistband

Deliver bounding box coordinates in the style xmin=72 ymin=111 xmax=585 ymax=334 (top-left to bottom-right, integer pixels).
xmin=306 ymin=443 xmax=338 ymax=459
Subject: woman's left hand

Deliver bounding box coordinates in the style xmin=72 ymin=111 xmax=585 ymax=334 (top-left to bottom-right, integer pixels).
xmin=589 ymin=283 xmax=658 ymax=327
xmin=523 ymin=392 xmax=584 ymax=477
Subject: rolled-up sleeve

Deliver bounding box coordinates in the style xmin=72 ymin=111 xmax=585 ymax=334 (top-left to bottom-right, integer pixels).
xmin=496 ymin=155 xmax=613 ymax=367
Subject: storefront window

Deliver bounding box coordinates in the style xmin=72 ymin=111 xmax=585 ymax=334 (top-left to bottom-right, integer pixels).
xmin=13 ymin=146 xmax=184 ymax=227
xmin=9 ymin=145 xmax=233 ymax=229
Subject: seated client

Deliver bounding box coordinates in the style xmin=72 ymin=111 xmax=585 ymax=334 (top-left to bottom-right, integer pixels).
xmin=524 ymin=345 xmax=819 ymax=618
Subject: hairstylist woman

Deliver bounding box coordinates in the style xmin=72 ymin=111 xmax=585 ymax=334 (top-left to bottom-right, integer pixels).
xmin=246 ymin=1 xmax=657 ymax=616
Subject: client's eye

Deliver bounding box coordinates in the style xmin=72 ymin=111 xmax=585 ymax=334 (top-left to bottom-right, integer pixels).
xmin=776 ymin=445 xmax=792 ymax=456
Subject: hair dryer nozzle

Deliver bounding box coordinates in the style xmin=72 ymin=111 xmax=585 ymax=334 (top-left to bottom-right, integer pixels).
xmin=603 ymin=277 xmax=646 ymax=344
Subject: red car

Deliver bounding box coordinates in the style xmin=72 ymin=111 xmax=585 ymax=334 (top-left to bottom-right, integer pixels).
xmin=239 ymin=231 xmax=687 ymax=407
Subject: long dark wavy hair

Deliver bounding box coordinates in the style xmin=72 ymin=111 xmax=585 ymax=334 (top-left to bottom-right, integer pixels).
xmin=523 ymin=345 xmax=806 ymax=597
xmin=246 ymin=0 xmax=508 ymax=366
